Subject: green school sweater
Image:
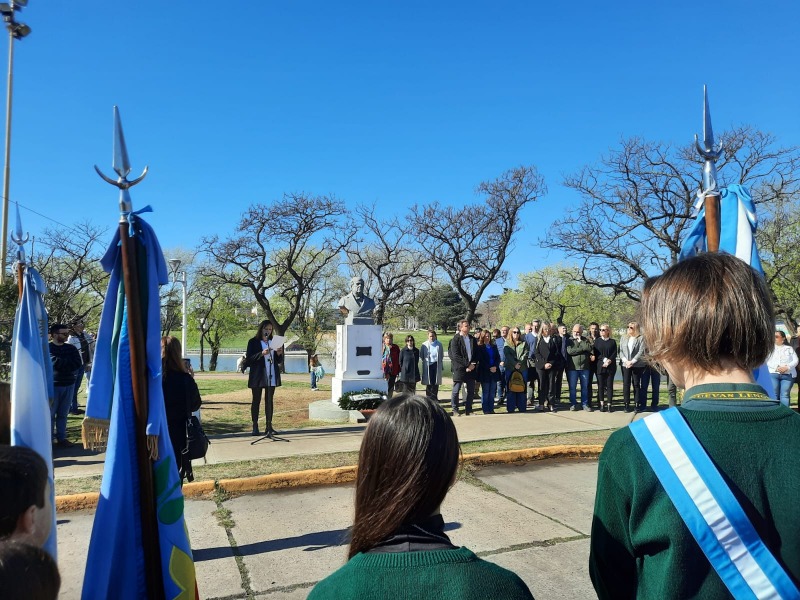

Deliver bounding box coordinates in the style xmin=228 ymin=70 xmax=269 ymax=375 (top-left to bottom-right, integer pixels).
xmin=308 ymin=546 xmax=534 ymax=600
xmin=590 ymin=383 xmax=800 ymax=599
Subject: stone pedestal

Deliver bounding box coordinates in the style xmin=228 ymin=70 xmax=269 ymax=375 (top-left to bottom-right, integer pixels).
xmin=331 ymin=324 xmax=387 ymax=404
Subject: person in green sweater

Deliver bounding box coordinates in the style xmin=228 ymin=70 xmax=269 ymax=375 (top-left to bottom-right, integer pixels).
xmin=308 ymin=393 xmax=534 ymax=600
xmin=590 ymin=253 xmax=800 ymax=598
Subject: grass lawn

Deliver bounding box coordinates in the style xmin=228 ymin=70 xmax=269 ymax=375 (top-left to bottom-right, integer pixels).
xmin=66 ymin=371 xmax=677 ymax=441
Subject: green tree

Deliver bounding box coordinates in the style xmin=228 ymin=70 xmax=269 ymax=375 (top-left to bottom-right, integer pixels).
xmin=758 ymin=195 xmax=800 ymax=324
xmin=499 ymin=265 xmax=636 ymax=329
xmin=413 ymin=285 xmax=466 ymax=332
xmin=189 ymin=275 xmax=248 ymax=371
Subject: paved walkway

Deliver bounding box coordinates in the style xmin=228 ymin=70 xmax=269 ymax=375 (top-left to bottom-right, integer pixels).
xmin=54 ymin=401 xmax=636 ymax=480
xmin=57 ymin=458 xmax=602 ymax=600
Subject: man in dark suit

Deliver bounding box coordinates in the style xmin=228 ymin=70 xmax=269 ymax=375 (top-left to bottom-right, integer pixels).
xmin=449 ymin=319 xmax=477 ymax=416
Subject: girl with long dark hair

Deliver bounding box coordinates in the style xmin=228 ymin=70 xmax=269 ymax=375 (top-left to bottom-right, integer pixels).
xmin=308 ymin=394 xmax=533 ymax=599
xmin=244 ymin=320 xmax=284 ymax=437
xmin=161 ymin=336 xmax=202 ymax=482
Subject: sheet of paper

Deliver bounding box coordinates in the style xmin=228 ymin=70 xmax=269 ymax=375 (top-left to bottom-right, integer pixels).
xmin=268 ymin=335 xmax=286 ymax=349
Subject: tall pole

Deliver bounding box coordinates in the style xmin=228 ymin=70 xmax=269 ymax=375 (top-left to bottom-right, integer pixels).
xmin=181 ymin=271 xmax=187 ymax=354
xmin=0 ymin=27 xmax=15 ymax=284
xmin=0 ymin=2 xmax=30 ymax=284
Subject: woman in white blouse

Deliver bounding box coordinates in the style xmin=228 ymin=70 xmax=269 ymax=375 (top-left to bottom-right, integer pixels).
xmin=420 ymin=329 xmax=444 ymax=401
xmin=766 ymin=330 xmax=799 ymax=406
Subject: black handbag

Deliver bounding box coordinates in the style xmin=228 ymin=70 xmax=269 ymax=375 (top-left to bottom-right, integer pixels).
xmin=185 ymin=415 xmax=210 ymax=460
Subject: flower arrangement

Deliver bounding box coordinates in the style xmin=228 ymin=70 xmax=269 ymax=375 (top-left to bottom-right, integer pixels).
xmin=337 ymin=388 xmax=386 ymax=411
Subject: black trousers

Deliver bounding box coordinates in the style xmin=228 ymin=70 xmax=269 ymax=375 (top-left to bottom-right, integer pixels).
xmin=251 ymin=386 xmax=276 ymax=429
xmin=621 ymin=367 xmax=645 ymax=410
xmin=536 ymin=367 xmax=559 ymax=405
xmin=598 ymin=370 xmax=615 ymax=407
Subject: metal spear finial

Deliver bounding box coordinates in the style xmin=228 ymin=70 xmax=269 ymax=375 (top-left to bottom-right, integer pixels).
xmin=94 ymin=106 xmax=149 ymax=217
xmin=11 ymin=201 xmax=28 ymax=264
xmin=694 ymin=85 xmax=723 ymax=198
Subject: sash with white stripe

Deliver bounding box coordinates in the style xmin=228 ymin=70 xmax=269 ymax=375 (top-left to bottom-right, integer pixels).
xmin=629 ymin=408 xmax=800 ymax=599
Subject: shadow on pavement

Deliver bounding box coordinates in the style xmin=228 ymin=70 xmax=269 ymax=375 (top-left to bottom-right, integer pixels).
xmin=192 ymin=522 xmax=463 ymax=561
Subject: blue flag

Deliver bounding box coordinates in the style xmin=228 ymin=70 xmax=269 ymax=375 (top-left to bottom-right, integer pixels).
xmin=82 ymin=215 xmax=196 ymax=599
xmin=680 ymin=184 xmax=773 ymax=395
xmin=10 ymin=265 xmax=57 ymax=559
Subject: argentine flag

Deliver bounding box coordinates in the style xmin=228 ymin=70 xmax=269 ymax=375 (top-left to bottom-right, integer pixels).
xmin=10 ymin=265 xmax=57 ymax=559
xmin=680 ymin=184 xmax=773 ymax=396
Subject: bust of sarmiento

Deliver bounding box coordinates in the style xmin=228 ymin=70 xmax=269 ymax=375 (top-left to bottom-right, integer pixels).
xmin=339 ymin=277 xmax=376 ymax=325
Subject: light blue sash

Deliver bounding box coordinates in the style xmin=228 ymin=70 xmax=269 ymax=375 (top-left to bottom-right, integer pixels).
xmin=630 ymin=408 xmax=799 ymax=599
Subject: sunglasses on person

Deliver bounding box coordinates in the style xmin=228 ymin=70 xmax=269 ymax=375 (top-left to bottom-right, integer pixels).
xmin=512 ymin=330 xmax=520 ymax=334
xmin=600 ymin=328 xmax=608 ymax=332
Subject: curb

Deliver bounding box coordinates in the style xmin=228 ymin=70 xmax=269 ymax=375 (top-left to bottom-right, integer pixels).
xmin=55 ymin=444 xmax=602 ymax=513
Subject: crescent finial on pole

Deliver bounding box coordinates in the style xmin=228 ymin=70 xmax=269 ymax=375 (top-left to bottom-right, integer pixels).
xmin=694 ymin=85 xmax=723 ymax=252
xmin=94 ymin=106 xmax=149 ymax=217
xmin=694 ymin=85 xmax=723 ymax=198
xmin=11 ymin=201 xmax=28 ymax=265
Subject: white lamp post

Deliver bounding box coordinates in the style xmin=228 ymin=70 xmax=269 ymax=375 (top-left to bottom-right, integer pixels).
xmin=0 ymin=0 xmax=31 ymax=283
xmin=167 ymin=258 xmax=187 ymax=354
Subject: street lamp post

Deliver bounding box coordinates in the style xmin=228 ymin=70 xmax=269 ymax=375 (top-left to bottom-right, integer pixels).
xmin=167 ymin=259 xmax=187 ymax=354
xmin=0 ymin=0 xmax=30 ymax=284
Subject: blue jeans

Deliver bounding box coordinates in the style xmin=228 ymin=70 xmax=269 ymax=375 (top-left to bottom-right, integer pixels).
xmin=71 ymin=367 xmax=84 ymax=411
xmin=506 ymin=390 xmax=527 ymax=413
xmin=771 ymin=373 xmax=794 ymax=406
xmin=481 ymin=380 xmax=497 ymax=414
xmin=310 ymin=369 xmax=317 ymax=389
xmin=497 ymin=366 xmax=506 ymax=398
xmin=566 ymin=369 xmax=590 ymax=406
xmin=51 ymin=384 xmax=73 ymax=441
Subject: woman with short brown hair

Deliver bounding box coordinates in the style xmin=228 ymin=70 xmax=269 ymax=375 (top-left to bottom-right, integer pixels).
xmin=590 ymin=253 xmax=800 ymax=598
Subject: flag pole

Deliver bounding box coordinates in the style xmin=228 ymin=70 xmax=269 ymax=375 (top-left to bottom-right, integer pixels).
xmin=694 ymin=85 xmax=723 ymax=253
xmin=11 ymin=202 xmax=26 ymax=299
xmin=95 ymin=106 xmax=163 ymax=600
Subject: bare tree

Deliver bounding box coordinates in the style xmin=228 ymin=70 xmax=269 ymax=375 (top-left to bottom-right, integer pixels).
xmin=409 ymin=165 xmax=546 ymax=323
xmin=33 ymin=221 xmax=109 ymax=324
xmin=345 ymin=204 xmax=425 ymax=324
xmin=542 ymin=127 xmax=800 ymax=301
xmin=200 ymin=193 xmax=356 ymax=336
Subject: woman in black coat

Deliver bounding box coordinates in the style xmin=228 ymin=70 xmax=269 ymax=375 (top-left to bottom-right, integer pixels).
xmin=161 ymin=336 xmax=202 ymax=482
xmin=534 ymin=323 xmax=563 ymax=412
xmin=397 ymin=335 xmax=421 ymax=394
xmin=244 ymin=320 xmax=284 ymax=437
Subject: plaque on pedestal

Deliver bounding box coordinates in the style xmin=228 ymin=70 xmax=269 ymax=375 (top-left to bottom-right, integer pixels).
xmin=331 ymin=324 xmax=387 ymax=404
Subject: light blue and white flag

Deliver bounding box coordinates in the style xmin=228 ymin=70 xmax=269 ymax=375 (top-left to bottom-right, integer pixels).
xmin=680 ymin=184 xmax=773 ymax=395
xmin=10 ymin=265 xmax=57 ymax=559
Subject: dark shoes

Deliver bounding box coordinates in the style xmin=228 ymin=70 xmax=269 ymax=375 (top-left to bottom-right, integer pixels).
xmin=69 ymin=408 xmax=85 ymax=415
xmin=252 ymin=424 xmax=260 ymax=436
xmin=54 ymin=439 xmax=74 ymax=448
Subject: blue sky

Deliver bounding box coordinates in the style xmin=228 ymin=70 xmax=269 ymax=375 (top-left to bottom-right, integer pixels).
xmin=4 ymin=1 xmax=799 ymax=295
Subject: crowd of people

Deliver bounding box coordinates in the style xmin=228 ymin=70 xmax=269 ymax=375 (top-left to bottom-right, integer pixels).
xmin=380 ymin=312 xmax=800 ymax=416
xmin=380 ymin=318 xmax=673 ymax=416
xmin=311 ymin=253 xmax=800 ymax=598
